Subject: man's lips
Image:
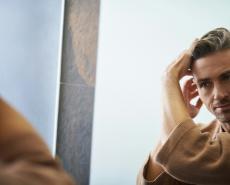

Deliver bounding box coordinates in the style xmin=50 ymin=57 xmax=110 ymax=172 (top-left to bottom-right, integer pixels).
xmin=214 ymin=103 xmax=230 ymax=111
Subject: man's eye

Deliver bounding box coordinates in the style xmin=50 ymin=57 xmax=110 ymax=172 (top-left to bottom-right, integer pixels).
xmin=222 ymin=74 xmax=230 ymax=81
xmin=199 ymin=81 xmax=211 ymax=88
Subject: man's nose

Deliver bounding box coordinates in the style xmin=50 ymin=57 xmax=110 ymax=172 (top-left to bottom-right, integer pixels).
xmin=213 ymin=84 xmax=228 ymax=100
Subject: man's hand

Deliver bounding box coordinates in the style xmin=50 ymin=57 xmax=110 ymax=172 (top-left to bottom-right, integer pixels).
xmin=163 ymin=39 xmax=198 ymax=81
xmin=182 ymin=78 xmax=202 ymax=118
xmin=163 ymin=50 xmax=192 ymax=81
xmin=161 ymin=50 xmax=193 ymax=140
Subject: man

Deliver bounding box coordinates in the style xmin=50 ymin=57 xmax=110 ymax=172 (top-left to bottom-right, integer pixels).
xmin=137 ymin=27 xmax=230 ymax=185
xmin=0 ymin=98 xmax=76 ymax=185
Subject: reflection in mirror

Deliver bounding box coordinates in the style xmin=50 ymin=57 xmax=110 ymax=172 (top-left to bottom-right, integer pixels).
xmin=0 ymin=0 xmax=65 ymax=154
xmin=90 ymin=1 xmax=230 ymax=185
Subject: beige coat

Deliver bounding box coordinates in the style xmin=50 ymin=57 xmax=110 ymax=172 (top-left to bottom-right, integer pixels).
xmin=0 ymin=132 xmax=76 ymax=185
xmin=0 ymin=99 xmax=76 ymax=185
xmin=137 ymin=119 xmax=230 ymax=185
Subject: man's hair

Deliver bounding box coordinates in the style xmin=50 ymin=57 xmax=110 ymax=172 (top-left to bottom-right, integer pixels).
xmin=190 ymin=27 xmax=230 ymax=69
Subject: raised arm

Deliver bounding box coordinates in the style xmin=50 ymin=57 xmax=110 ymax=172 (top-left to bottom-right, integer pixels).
xmin=160 ymin=51 xmax=192 ymax=140
xmin=137 ymin=50 xmax=195 ymax=184
xmin=155 ymin=50 xmax=230 ymax=184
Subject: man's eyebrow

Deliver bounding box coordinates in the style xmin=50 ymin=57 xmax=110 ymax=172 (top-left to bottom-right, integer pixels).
xmin=194 ymin=78 xmax=210 ymax=83
xmin=220 ymin=70 xmax=230 ymax=77
xmin=194 ymin=70 xmax=230 ymax=83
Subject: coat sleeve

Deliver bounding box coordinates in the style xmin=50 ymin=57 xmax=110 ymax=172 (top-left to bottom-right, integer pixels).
xmin=0 ymin=98 xmax=76 ymax=185
xmin=0 ymin=133 xmax=76 ymax=185
xmin=136 ymin=154 xmax=192 ymax=185
xmin=156 ymin=119 xmax=230 ymax=185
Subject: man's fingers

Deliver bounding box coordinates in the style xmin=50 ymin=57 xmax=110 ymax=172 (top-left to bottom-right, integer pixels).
xmin=188 ymin=38 xmax=199 ymax=54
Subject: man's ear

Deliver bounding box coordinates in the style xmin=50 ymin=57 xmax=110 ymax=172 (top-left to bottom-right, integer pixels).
xmin=192 ymin=75 xmax=198 ymax=85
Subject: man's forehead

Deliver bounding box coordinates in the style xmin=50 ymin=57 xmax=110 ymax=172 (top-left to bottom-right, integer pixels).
xmin=192 ymin=49 xmax=230 ymax=80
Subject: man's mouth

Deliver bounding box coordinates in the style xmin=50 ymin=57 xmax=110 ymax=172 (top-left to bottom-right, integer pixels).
xmin=214 ymin=103 xmax=230 ymax=112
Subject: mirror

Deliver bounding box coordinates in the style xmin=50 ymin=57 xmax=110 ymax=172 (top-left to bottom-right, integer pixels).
xmin=0 ymin=0 xmax=65 ymax=154
xmin=90 ymin=1 xmax=230 ymax=185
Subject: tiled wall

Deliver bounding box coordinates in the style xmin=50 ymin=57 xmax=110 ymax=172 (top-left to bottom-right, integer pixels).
xmin=56 ymin=0 xmax=100 ymax=184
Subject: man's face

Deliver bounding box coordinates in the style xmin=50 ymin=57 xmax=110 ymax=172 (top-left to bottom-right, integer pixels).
xmin=193 ymin=49 xmax=230 ymax=123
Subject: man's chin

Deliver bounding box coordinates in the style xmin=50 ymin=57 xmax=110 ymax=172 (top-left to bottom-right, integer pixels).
xmin=215 ymin=114 xmax=230 ymax=123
